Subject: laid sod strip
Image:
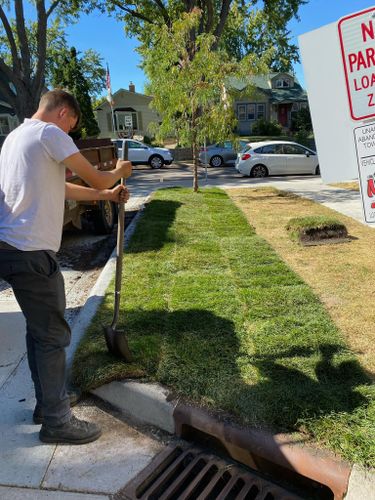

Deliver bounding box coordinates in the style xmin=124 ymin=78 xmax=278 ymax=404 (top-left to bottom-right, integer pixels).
xmin=73 ymin=187 xmax=374 ymax=467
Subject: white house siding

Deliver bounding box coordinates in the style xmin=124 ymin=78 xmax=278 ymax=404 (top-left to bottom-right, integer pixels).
xmin=95 ymin=89 xmax=160 ymax=139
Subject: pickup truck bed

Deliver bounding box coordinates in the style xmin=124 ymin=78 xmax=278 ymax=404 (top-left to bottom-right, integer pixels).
xmin=64 ymin=138 xmax=118 ymax=234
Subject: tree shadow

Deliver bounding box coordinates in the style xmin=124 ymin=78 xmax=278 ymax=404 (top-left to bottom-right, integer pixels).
xmin=127 ymin=198 xmax=182 ymax=253
xmin=240 ymin=343 xmax=369 ymax=431
xmin=115 ymin=308 xmax=371 ymax=434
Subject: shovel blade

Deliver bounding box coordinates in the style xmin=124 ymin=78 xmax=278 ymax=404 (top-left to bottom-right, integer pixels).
xmin=103 ymin=326 xmax=133 ymax=362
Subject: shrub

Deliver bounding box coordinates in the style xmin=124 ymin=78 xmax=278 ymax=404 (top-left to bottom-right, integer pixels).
xmin=252 ymin=119 xmax=282 ymax=136
xmin=143 ymin=135 xmax=153 ymax=145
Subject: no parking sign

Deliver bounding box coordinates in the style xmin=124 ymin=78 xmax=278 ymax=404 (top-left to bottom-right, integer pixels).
xmin=339 ymin=7 xmax=375 ymax=121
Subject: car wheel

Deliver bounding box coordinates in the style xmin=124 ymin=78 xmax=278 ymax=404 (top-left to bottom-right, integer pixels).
xmin=315 ymin=165 xmax=320 ymax=175
xmin=209 ymin=155 xmax=223 ymax=167
xmin=92 ymin=200 xmax=116 ymax=234
xmin=149 ymin=155 xmax=164 ymax=169
xmin=250 ymin=164 xmax=268 ymax=178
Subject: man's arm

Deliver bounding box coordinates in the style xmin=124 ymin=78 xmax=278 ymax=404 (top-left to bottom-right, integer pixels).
xmin=65 ymin=182 xmax=129 ymax=203
xmin=63 ymin=152 xmax=132 ymax=190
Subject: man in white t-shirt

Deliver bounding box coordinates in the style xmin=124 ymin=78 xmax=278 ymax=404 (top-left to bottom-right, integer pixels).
xmin=0 ymin=89 xmax=132 ymax=444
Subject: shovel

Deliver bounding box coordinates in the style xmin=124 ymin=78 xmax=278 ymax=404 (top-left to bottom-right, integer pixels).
xmin=103 ymin=143 xmax=133 ymax=361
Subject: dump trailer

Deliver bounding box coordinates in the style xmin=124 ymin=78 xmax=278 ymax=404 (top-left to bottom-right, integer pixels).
xmin=64 ymin=138 xmax=118 ymax=234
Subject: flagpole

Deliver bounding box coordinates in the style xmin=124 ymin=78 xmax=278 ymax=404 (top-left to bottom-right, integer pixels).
xmin=106 ymin=63 xmax=116 ymax=137
xmin=110 ymin=103 xmax=116 ymax=135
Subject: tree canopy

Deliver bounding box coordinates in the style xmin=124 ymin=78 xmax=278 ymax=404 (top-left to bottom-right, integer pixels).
xmin=51 ymin=46 xmax=100 ymax=138
xmin=103 ymin=0 xmax=306 ymax=70
xmin=0 ymin=0 xmax=84 ymax=120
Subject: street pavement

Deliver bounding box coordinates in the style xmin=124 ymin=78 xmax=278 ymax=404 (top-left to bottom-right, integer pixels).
xmin=0 ymin=164 xmax=370 ymax=498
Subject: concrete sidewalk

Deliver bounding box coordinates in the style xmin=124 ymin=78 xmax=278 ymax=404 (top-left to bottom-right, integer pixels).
xmin=0 ymin=200 xmax=162 ymax=498
xmin=0 ymin=175 xmax=374 ymax=498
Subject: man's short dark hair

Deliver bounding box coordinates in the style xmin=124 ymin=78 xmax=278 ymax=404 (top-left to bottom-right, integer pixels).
xmin=39 ymin=89 xmax=81 ymax=126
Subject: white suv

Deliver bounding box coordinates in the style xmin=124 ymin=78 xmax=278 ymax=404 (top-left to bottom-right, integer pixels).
xmin=112 ymin=139 xmax=173 ymax=169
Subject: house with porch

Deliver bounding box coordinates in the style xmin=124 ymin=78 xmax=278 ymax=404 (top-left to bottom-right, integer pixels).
xmin=230 ymin=72 xmax=308 ymax=136
xmin=95 ymin=82 xmax=160 ymax=139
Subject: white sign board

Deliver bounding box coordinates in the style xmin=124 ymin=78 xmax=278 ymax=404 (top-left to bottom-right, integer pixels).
xmin=124 ymin=115 xmax=133 ymax=127
xmin=299 ymin=23 xmax=358 ymax=183
xmin=338 ymin=7 xmax=375 ymax=121
xmin=299 ymin=7 xmax=375 ymax=224
xmin=354 ymin=122 xmax=375 ymax=222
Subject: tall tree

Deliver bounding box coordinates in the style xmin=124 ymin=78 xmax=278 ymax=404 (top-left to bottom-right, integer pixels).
xmin=103 ymin=0 xmax=306 ymax=66
xmin=52 ymin=46 xmax=100 ymax=138
xmin=0 ymin=0 xmax=82 ymax=121
xmin=221 ymin=1 xmax=301 ymax=71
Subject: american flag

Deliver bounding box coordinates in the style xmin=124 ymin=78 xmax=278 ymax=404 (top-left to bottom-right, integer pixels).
xmin=106 ymin=63 xmax=114 ymax=106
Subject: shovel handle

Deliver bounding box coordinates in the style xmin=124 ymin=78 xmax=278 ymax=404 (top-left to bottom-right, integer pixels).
xmin=112 ymin=140 xmax=129 ymax=329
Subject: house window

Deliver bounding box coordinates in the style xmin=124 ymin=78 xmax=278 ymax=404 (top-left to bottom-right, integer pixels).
xmin=276 ymin=78 xmax=291 ymax=88
xmin=237 ymin=104 xmax=246 ymax=121
xmin=115 ymin=112 xmax=138 ymax=131
xmin=237 ymin=103 xmax=263 ymax=121
xmin=291 ymin=103 xmax=300 ymax=113
xmin=257 ymin=104 xmax=265 ymax=119
xmin=0 ymin=115 xmax=10 ymax=135
xmin=131 ymin=112 xmax=138 ymax=130
xmin=247 ymin=104 xmax=255 ymax=120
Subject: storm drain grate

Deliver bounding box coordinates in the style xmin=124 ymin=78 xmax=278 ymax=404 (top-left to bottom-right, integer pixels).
xmin=115 ymin=444 xmax=304 ymax=500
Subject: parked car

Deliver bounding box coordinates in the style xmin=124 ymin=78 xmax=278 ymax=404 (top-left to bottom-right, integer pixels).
xmin=235 ymin=141 xmax=320 ymax=177
xmin=199 ymin=140 xmax=249 ymax=167
xmin=112 ymin=139 xmax=173 ymax=169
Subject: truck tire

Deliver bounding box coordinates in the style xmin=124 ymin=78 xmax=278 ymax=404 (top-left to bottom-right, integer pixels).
xmin=92 ymin=200 xmax=116 ymax=234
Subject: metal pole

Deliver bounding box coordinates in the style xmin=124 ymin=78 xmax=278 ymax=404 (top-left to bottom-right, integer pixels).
xmin=204 ymin=137 xmax=208 ymax=183
xmin=111 ymin=105 xmax=116 ymax=137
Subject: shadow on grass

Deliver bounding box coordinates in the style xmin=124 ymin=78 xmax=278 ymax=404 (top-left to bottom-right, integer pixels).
xmin=74 ymin=306 xmax=371 ymax=438
xmin=244 ymin=343 xmax=369 ymax=430
xmin=128 ymin=198 xmax=182 ymax=253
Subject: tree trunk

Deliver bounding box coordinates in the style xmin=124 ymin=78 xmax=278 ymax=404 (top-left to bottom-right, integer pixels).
xmin=191 ymin=111 xmax=199 ymax=192
xmin=12 ymin=82 xmax=41 ymax=121
xmin=192 ymin=139 xmax=199 ymax=192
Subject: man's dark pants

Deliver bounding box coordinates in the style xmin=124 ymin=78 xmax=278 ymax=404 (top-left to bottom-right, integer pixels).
xmin=0 ymin=247 xmax=71 ymax=426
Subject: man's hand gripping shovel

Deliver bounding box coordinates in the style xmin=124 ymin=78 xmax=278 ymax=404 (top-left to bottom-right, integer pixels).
xmin=103 ymin=144 xmax=133 ymax=361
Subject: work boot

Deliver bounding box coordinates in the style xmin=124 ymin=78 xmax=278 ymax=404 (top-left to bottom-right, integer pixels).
xmin=33 ymin=388 xmax=82 ymax=424
xmin=39 ymin=415 xmax=101 ymax=444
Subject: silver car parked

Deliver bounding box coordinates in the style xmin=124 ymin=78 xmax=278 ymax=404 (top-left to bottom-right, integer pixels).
xmin=199 ymin=140 xmax=248 ymax=167
xmin=112 ymin=139 xmax=173 ymax=169
xmin=235 ymin=141 xmax=320 ymax=177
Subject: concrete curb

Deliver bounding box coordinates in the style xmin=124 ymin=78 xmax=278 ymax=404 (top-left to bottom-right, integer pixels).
xmin=67 ymin=196 xmax=375 ymax=500
xmin=92 ymin=380 xmax=176 ymax=434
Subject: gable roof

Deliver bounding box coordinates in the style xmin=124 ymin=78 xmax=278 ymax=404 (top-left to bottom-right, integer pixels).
xmin=228 ymin=72 xmax=307 ymax=103
xmin=95 ymin=88 xmax=153 ymax=110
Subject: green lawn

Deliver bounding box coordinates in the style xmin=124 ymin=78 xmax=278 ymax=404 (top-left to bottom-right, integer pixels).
xmin=72 ymin=187 xmax=374 ymax=467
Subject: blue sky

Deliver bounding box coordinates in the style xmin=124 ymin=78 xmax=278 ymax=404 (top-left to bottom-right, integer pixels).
xmin=65 ymin=1 xmax=374 ymax=96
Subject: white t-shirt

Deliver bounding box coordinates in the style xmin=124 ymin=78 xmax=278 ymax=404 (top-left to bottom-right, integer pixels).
xmin=0 ymin=118 xmax=79 ymax=252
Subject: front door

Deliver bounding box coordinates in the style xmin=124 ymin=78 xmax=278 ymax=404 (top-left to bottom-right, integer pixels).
xmin=278 ymin=104 xmax=290 ymax=127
